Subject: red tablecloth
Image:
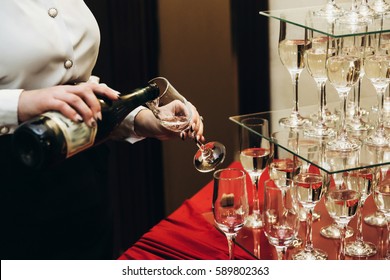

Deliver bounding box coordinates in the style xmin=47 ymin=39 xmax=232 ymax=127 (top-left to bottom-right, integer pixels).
xmin=119 ymin=162 xmax=386 ymax=260
xmin=119 ymin=162 xmax=257 ymax=260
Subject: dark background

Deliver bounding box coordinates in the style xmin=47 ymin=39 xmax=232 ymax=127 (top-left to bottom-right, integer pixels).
xmin=84 ymin=0 xmax=269 ymax=258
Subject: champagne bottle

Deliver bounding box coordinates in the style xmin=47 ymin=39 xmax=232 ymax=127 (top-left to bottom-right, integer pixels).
xmin=12 ymin=83 xmax=160 ymax=169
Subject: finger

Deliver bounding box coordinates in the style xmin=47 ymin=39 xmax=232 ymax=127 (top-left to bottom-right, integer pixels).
xmin=71 ymin=84 xmax=103 ymax=121
xmin=47 ymin=98 xmax=84 ymax=124
xmin=89 ymin=83 xmax=120 ymax=100
xmin=188 ymin=103 xmax=204 ymax=141
xmin=196 ymin=116 xmax=205 ymax=142
xmin=55 ymin=91 xmax=97 ymax=127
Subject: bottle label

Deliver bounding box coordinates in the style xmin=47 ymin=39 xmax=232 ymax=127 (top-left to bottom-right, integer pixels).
xmin=42 ymin=111 xmax=97 ymax=158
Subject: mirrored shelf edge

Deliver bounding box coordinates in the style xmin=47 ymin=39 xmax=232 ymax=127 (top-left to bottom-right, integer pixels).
xmin=260 ymin=4 xmax=390 ymax=38
xmin=229 ymin=97 xmax=390 ymax=174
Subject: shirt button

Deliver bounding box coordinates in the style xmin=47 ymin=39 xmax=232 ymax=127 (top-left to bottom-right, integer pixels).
xmin=64 ymin=59 xmax=73 ymax=69
xmin=48 ymin=8 xmax=58 ymax=18
xmin=0 ymin=126 xmax=10 ymax=134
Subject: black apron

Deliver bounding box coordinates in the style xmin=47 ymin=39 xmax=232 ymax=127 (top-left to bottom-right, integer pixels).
xmin=0 ymin=135 xmax=113 ymax=260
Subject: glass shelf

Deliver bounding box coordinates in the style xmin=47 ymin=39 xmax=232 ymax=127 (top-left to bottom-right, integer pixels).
xmin=230 ymin=97 xmax=390 ymax=175
xmin=260 ymin=4 xmax=390 ymax=37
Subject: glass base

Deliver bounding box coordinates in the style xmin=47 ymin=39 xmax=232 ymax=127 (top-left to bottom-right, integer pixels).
xmin=279 ymin=113 xmax=310 ymax=128
xmin=364 ymin=131 xmax=390 ymax=148
xmin=287 ymin=235 xmax=303 ymax=249
xmin=320 ymin=224 xmax=354 ymax=239
xmin=193 ymin=141 xmax=226 ymax=173
xmin=314 ymin=3 xmax=344 ymax=18
xmin=299 ymin=209 xmax=321 ymax=222
xmin=347 ymin=119 xmax=371 ymax=132
xmin=292 ymin=248 xmax=328 ymax=260
xmin=310 ymin=110 xmax=339 ymax=123
xmin=345 ymin=241 xmax=377 ymax=257
xmin=304 ymin=124 xmax=335 ymax=138
xmin=364 ymin=212 xmax=387 ymax=227
xmin=244 ymin=213 xmax=263 ymax=229
xmin=371 ymin=1 xmax=390 ymax=14
xmin=336 ymin=11 xmax=370 ymax=25
xmin=326 ymin=136 xmax=361 ymax=153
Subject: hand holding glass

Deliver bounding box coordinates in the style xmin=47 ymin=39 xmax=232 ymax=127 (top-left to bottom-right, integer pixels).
xmin=146 ymin=77 xmax=226 ymax=172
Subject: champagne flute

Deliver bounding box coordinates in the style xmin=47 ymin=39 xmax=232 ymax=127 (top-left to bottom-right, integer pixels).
xmin=320 ymin=149 xmax=358 ymax=239
xmin=363 ymin=48 xmax=390 ymax=147
xmin=325 ymin=189 xmax=361 ymax=260
xmin=239 ymin=118 xmax=271 ymax=228
xmin=304 ymin=31 xmax=336 ymax=138
xmin=292 ymin=172 xmax=328 ymax=260
xmin=344 ymin=32 xmax=372 ymax=136
xmin=271 ymin=131 xmax=322 ymax=222
xmin=364 ymin=148 xmax=388 ymax=227
xmin=212 ymin=168 xmax=249 ymax=260
xmin=373 ymin=177 xmax=390 ymax=259
xmin=268 ymin=136 xmax=303 ymax=247
xmin=326 ymin=35 xmax=363 ymax=152
xmin=264 ymin=179 xmax=299 ymax=260
xmin=278 ymin=20 xmax=310 ymax=128
xmin=345 ymin=168 xmax=378 ymax=257
xmin=146 ymin=77 xmax=226 ymax=172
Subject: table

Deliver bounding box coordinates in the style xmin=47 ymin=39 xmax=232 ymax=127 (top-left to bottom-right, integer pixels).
xmin=119 ymin=162 xmax=388 ymax=260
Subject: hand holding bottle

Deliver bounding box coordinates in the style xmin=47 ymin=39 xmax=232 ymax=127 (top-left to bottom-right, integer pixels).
xmin=17 ymin=81 xmax=120 ymax=126
xmin=133 ymin=102 xmax=204 ymax=141
xmin=13 ymin=82 xmax=159 ymax=169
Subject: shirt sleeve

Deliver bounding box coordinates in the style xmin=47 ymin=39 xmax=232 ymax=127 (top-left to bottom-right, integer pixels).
xmin=0 ymin=89 xmax=23 ymax=134
xmin=109 ymin=105 xmax=146 ymax=144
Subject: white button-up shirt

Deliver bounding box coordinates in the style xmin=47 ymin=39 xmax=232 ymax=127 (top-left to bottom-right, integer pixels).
xmin=0 ymin=0 xmax=143 ymax=142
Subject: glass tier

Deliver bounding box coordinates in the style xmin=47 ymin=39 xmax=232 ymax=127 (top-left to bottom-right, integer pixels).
xmin=230 ymin=96 xmax=390 ymax=174
xmin=260 ymin=4 xmax=390 ymax=37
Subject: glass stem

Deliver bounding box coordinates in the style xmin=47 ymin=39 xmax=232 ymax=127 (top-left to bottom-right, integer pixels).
xmin=314 ymin=80 xmax=327 ymax=127
xmin=305 ymin=208 xmax=314 ymax=251
xmin=226 ymin=233 xmax=236 ymax=260
xmin=355 ymin=78 xmax=362 ymax=119
xmin=253 ymin=229 xmax=261 ymax=259
xmin=376 ymin=87 xmax=386 ymax=132
xmin=195 ymin=139 xmax=204 ymax=151
xmin=340 ymin=92 xmax=348 ymax=138
xmin=251 ymin=175 xmax=261 ymax=221
xmin=339 ymin=224 xmax=347 ymax=260
xmin=275 ymin=245 xmax=287 ymax=260
xmin=291 ymin=72 xmax=300 ymax=115
xmin=386 ymin=218 xmax=390 ymax=259
xmin=355 ymin=200 xmax=364 ymax=243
